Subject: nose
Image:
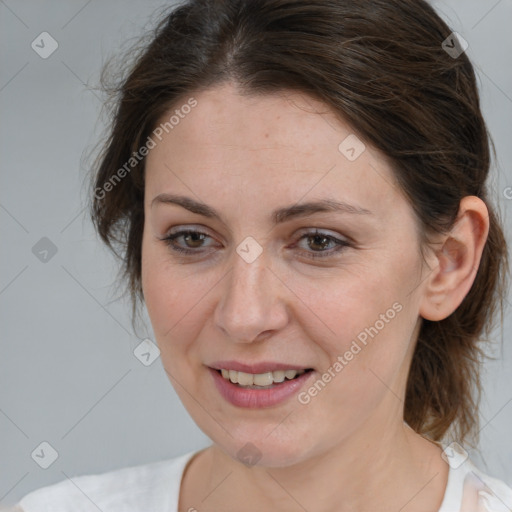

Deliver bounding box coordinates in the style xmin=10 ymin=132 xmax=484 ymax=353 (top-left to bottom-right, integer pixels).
xmin=213 ymin=248 xmax=289 ymax=343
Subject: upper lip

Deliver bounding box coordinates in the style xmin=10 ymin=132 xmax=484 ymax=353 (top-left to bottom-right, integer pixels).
xmin=208 ymin=361 xmax=312 ymax=374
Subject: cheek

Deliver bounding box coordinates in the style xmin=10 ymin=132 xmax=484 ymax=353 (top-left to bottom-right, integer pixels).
xmin=300 ymin=261 xmax=410 ymax=351
xmin=141 ymin=235 xmax=221 ymax=370
xmin=299 ymin=250 xmax=420 ymax=394
xmin=295 ymin=284 xmax=415 ymax=441
xmin=141 ymin=235 xmax=193 ymax=341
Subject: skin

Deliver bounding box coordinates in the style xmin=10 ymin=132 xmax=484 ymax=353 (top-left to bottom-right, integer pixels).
xmin=141 ymin=82 xmax=489 ymax=512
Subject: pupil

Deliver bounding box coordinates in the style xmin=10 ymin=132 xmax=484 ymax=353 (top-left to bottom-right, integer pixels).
xmin=310 ymin=235 xmax=328 ymax=250
xmin=186 ymin=232 xmax=204 ymax=247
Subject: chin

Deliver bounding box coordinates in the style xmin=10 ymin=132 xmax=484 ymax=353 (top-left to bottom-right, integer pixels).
xmin=210 ymin=426 xmax=318 ymax=469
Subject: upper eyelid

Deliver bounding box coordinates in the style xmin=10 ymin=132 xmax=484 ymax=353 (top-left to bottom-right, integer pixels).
xmin=164 ymin=224 xmax=350 ymax=237
xmin=163 ymin=226 xmax=218 ymax=242
xmin=163 ymin=227 xmax=351 ymax=247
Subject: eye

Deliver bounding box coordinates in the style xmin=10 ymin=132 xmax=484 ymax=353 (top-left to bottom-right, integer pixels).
xmin=160 ymin=229 xmax=216 ymax=255
xmin=293 ymin=229 xmax=351 ymax=260
xmin=159 ymin=227 xmax=351 ymax=260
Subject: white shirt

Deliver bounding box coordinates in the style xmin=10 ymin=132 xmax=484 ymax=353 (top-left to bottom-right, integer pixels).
xmin=14 ymin=450 xmax=512 ymax=512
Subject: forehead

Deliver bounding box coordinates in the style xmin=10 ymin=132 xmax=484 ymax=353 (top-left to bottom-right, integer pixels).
xmin=144 ymin=83 xmax=407 ymax=225
xmin=155 ymin=83 xmax=350 ymax=158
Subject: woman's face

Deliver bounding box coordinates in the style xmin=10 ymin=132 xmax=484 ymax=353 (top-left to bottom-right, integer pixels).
xmin=141 ymin=83 xmax=430 ymax=467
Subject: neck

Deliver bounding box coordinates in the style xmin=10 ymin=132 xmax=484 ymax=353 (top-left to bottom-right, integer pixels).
xmin=191 ymin=416 xmax=447 ymax=512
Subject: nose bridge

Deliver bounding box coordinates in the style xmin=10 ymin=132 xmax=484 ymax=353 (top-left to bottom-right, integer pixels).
xmin=230 ymin=254 xmax=266 ymax=303
xmin=214 ymin=244 xmax=287 ymax=342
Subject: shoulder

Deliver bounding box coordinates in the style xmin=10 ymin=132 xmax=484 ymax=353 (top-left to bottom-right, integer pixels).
xmin=15 ymin=450 xmax=197 ymax=512
xmin=439 ymin=456 xmax=512 ymax=512
xmin=460 ymin=462 xmax=512 ymax=512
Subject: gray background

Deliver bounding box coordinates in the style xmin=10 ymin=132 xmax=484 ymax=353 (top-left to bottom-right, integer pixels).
xmin=1 ymin=0 xmax=511 ymax=506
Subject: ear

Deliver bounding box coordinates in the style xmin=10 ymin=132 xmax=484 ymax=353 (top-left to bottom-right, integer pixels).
xmin=419 ymin=196 xmax=490 ymax=321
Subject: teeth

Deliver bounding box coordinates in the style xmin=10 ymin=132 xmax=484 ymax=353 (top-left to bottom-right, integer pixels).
xmin=237 ymin=371 xmax=254 ymax=386
xmin=229 ymin=369 xmax=238 ymax=384
xmin=253 ymin=372 xmax=273 ymax=386
xmin=272 ymin=370 xmax=285 ymax=383
xmin=219 ymin=368 xmax=307 ymax=386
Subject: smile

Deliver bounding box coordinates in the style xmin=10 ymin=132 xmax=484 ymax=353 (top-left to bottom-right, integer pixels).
xmin=219 ymin=368 xmax=308 ymax=388
xmin=208 ymin=365 xmax=314 ymax=408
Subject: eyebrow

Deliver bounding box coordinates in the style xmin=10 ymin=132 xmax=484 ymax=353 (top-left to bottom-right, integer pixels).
xmin=151 ymin=193 xmax=372 ymax=225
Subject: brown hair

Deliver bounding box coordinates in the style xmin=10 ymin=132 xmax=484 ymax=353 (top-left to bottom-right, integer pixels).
xmin=90 ymin=0 xmax=509 ymax=446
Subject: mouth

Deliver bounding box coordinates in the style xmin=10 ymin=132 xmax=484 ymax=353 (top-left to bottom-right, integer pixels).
xmin=207 ymin=364 xmax=315 ymax=408
xmin=216 ymin=368 xmax=314 ymax=389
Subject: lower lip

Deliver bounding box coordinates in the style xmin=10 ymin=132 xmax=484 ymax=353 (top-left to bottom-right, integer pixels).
xmin=209 ymin=367 xmax=313 ymax=408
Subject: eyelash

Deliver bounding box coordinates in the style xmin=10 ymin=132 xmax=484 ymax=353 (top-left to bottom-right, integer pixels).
xmin=160 ymin=229 xmax=351 ymax=260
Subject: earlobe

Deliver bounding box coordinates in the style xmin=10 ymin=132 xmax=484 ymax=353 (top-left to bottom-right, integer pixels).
xmin=419 ymin=196 xmax=489 ymax=322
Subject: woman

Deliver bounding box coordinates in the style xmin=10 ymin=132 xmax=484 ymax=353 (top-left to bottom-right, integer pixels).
xmin=13 ymin=0 xmax=512 ymax=511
